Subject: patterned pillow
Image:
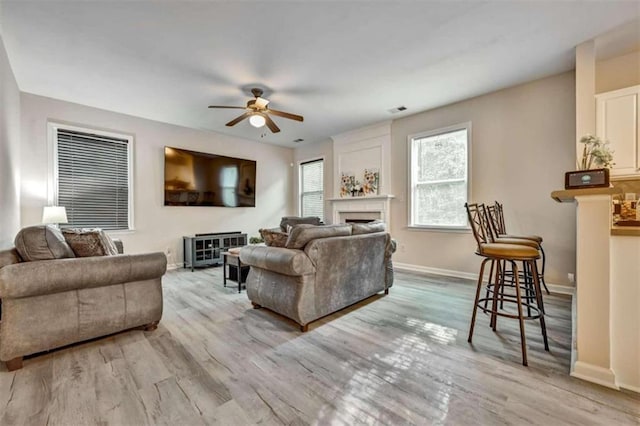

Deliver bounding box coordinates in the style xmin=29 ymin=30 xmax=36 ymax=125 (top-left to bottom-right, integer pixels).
xmin=259 ymin=228 xmax=288 ymax=248
xmin=62 ymin=228 xmax=119 ymax=257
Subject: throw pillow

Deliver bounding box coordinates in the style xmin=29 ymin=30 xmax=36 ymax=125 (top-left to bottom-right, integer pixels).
xmin=279 ymin=216 xmax=321 ymax=232
xmin=285 ymin=224 xmax=352 ymax=250
xmin=62 ymin=228 xmax=118 ymax=257
xmin=351 ymin=219 xmax=386 ymax=235
xmin=14 ymin=225 xmax=76 ymax=261
xmin=259 ymin=228 xmax=288 ymax=247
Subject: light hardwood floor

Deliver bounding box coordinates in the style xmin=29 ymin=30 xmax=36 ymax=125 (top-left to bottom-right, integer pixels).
xmin=1 ymin=268 xmax=638 ymax=425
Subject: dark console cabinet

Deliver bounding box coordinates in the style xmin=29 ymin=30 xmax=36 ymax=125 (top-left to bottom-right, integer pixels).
xmin=183 ymin=232 xmax=247 ymax=270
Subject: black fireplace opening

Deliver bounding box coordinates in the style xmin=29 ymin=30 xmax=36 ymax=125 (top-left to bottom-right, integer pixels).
xmin=345 ymin=219 xmax=376 ymax=224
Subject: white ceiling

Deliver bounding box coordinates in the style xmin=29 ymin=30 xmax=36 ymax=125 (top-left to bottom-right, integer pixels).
xmin=1 ymin=1 xmax=639 ymax=147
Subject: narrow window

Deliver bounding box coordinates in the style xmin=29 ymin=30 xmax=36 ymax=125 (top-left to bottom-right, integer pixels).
xmin=409 ymin=123 xmax=470 ymax=229
xmin=300 ymin=159 xmax=324 ymax=219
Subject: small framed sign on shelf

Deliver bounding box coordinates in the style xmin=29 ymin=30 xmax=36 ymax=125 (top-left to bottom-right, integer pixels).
xmin=564 ymin=168 xmax=610 ymax=189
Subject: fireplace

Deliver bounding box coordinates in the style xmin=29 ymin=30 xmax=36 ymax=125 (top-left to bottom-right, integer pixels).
xmin=328 ymin=195 xmax=394 ymax=228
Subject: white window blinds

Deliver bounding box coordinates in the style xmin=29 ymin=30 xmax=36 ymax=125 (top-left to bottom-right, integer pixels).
xmin=300 ymin=159 xmax=324 ymax=219
xmin=56 ymin=128 xmax=131 ymax=230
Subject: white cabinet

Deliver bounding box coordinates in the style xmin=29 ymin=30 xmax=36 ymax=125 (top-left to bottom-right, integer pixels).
xmin=596 ymin=85 xmax=640 ymax=177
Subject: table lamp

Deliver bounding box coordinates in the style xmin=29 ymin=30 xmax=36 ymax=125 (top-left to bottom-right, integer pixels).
xmin=42 ymin=206 xmax=68 ymax=227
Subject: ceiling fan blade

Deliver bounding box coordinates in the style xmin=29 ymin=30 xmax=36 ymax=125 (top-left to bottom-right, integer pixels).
xmin=264 ymin=115 xmax=281 ymax=133
xmin=267 ymin=109 xmax=304 ymax=122
xmin=208 ymin=105 xmax=246 ymax=109
xmin=226 ymin=112 xmax=251 ymax=127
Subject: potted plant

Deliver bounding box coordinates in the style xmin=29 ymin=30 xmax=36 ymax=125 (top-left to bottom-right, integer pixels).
xmin=577 ymin=134 xmax=614 ymax=170
xmin=565 ymin=135 xmax=614 ymax=189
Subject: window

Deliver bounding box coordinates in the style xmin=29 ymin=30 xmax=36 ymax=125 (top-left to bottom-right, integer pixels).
xmin=409 ymin=123 xmax=470 ymax=229
xmin=300 ymin=159 xmax=324 ymax=219
xmin=51 ymin=124 xmax=133 ymax=230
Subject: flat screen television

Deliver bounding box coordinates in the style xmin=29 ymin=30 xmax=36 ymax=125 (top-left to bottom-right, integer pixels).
xmin=164 ymin=146 xmax=256 ymax=207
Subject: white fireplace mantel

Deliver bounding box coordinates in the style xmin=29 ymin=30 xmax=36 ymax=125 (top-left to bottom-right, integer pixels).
xmin=328 ymin=195 xmax=395 ymax=227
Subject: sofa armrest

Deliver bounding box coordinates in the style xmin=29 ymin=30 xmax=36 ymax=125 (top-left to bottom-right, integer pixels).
xmin=240 ymin=245 xmax=315 ymax=276
xmin=0 ymin=252 xmax=167 ymax=299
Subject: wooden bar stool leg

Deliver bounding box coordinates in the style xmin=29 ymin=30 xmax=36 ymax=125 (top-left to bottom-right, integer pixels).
xmin=511 ymin=260 xmax=528 ymax=366
xmin=523 ymin=261 xmax=532 ymax=318
xmin=469 ymin=258 xmax=490 ymax=343
xmin=491 ymin=260 xmax=503 ymax=331
xmin=539 ymin=245 xmax=550 ymax=295
xmin=531 ymin=260 xmax=550 ymax=351
xmin=483 ymin=259 xmax=496 ymax=311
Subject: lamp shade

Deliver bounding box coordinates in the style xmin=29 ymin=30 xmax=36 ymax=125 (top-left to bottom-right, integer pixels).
xmin=42 ymin=206 xmax=68 ymax=224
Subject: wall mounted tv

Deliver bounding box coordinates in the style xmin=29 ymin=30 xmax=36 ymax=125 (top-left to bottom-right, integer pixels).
xmin=164 ymin=146 xmax=256 ymax=207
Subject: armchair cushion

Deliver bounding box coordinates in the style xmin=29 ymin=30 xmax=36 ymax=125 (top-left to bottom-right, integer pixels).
xmin=14 ymin=225 xmax=75 ymax=262
xmin=285 ymin=224 xmax=352 ymax=250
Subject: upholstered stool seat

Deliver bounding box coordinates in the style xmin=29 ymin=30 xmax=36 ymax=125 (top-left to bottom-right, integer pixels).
xmin=500 ymin=234 xmax=543 ymax=244
xmin=479 ymin=243 xmax=539 ymax=259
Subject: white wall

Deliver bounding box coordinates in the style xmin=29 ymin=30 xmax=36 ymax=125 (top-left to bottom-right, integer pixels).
xmin=0 ymin=32 xmax=21 ymax=249
xmin=611 ymin=235 xmax=640 ymax=392
xmin=596 ymin=50 xmax=640 ymax=94
xmin=292 ymin=139 xmax=333 ymax=221
xmin=20 ymin=93 xmax=294 ymax=265
xmin=390 ymin=72 xmax=577 ymax=286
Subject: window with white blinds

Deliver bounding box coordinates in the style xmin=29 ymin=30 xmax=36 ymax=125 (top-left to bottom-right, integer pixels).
xmin=54 ymin=126 xmax=132 ymax=230
xmin=300 ymin=159 xmax=324 ymax=219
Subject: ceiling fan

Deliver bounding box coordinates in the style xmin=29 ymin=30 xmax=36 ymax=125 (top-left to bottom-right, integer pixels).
xmin=208 ymin=88 xmax=304 ymax=133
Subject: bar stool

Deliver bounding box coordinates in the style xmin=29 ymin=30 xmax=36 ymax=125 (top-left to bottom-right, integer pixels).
xmin=465 ymin=203 xmax=549 ymax=366
xmin=488 ymin=202 xmax=549 ymax=295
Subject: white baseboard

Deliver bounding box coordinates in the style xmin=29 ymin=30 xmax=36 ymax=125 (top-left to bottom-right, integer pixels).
xmin=394 ymin=262 xmax=478 ymax=281
xmin=167 ymin=262 xmax=180 ymax=271
xmin=618 ymin=383 xmax=640 ymax=393
xmin=545 ymin=283 xmax=575 ymax=296
xmin=394 ymin=262 xmax=576 ymax=296
xmin=571 ymin=361 xmax=619 ymax=390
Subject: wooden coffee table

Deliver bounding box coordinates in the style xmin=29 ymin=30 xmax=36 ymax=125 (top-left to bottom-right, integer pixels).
xmin=222 ymin=251 xmax=249 ymax=293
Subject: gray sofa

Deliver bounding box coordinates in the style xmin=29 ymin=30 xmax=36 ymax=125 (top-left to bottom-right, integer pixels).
xmin=0 ymin=227 xmax=166 ymax=371
xmin=240 ymin=222 xmax=395 ymax=331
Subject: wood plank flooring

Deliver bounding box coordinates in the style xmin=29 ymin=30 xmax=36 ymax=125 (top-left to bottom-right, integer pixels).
xmin=1 ymin=268 xmax=638 ymax=425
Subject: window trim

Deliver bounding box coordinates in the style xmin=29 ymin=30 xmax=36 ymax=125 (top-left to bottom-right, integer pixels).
xmin=47 ymin=121 xmax=135 ymax=232
xmin=298 ymin=156 xmax=325 ymax=220
xmin=407 ymin=122 xmax=472 ymax=232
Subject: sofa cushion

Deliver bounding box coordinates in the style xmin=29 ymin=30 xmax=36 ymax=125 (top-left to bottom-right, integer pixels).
xmin=14 ymin=225 xmax=75 ymax=262
xmin=62 ymin=228 xmax=119 ymax=257
xmin=351 ymin=220 xmax=386 ymax=235
xmin=279 ymin=216 xmax=321 ymax=232
xmin=259 ymin=228 xmax=288 ymax=247
xmin=285 ymin=224 xmax=352 ymax=249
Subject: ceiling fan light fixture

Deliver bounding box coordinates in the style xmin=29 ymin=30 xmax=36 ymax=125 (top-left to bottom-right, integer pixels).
xmin=249 ymin=114 xmax=266 ymax=128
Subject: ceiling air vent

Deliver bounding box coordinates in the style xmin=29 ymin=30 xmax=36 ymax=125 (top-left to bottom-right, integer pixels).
xmin=388 ymin=106 xmax=407 ymax=114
